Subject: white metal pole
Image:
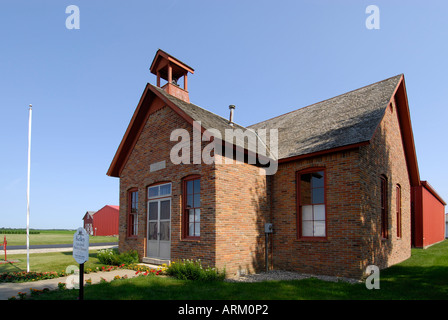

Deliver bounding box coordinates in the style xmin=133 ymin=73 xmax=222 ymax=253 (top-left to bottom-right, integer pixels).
xmin=26 ymin=104 xmax=32 ymax=272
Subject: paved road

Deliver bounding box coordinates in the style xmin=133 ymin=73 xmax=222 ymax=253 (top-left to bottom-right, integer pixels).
xmin=7 ymin=242 xmax=117 ymax=250
xmin=5 ymin=242 xmax=118 ymax=255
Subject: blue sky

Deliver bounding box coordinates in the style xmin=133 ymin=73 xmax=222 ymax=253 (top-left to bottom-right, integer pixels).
xmin=1 ymin=1 xmax=447 ymax=229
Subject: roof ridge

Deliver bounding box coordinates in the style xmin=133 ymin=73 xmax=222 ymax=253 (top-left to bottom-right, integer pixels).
xmin=149 ymin=83 xmax=248 ymax=130
xmin=248 ymin=74 xmax=403 ymax=128
xmin=149 ymin=83 xmax=276 ymax=159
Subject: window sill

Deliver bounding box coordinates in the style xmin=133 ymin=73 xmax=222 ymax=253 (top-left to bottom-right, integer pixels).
xmin=296 ymin=237 xmax=328 ymax=242
xmin=126 ymin=236 xmax=139 ymax=240
xmin=181 ymin=237 xmax=201 ymax=242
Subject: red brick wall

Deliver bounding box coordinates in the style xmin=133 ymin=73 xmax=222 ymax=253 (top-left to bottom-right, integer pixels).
xmin=271 ymin=100 xmax=411 ymax=278
xmin=118 ymin=97 xmax=271 ymax=277
xmin=358 ymin=100 xmax=411 ymax=273
xmin=214 ymin=155 xmax=270 ymax=276
xmin=118 ymin=102 xmax=217 ymax=267
xmin=117 ymin=92 xmax=411 ymax=279
xmin=271 ymin=150 xmax=364 ymax=278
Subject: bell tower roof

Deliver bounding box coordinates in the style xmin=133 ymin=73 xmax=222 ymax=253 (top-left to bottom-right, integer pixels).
xmin=149 ymin=49 xmax=194 ymax=102
xmin=150 ymin=49 xmax=194 ymax=81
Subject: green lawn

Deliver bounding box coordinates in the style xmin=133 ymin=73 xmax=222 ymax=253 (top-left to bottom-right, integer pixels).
xmin=0 ymin=250 xmax=108 ymax=274
xmin=17 ymin=240 xmax=448 ymax=300
xmin=1 ymin=229 xmax=117 ymax=246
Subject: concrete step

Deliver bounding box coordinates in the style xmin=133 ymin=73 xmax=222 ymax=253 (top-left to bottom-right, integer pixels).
xmin=142 ymin=257 xmax=170 ymax=266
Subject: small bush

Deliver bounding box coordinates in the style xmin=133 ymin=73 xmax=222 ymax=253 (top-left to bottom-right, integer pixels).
xmin=165 ymin=259 xmax=225 ymax=281
xmin=97 ymin=248 xmax=119 ymax=265
xmin=97 ymin=248 xmax=139 ymax=266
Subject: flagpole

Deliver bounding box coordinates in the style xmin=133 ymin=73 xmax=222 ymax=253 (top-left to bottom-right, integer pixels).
xmin=26 ymin=104 xmax=32 ymax=272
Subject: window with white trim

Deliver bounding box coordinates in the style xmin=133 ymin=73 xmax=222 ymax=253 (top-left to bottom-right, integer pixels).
xmin=297 ymin=169 xmax=326 ymax=238
xmin=183 ymin=176 xmax=201 ymax=238
xmin=148 ymin=183 xmax=172 ymax=200
xmin=128 ymin=189 xmax=138 ymax=237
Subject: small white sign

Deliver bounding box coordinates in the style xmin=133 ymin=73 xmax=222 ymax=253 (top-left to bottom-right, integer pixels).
xmin=150 ymin=160 xmax=166 ymax=172
xmin=73 ymin=227 xmax=89 ymax=264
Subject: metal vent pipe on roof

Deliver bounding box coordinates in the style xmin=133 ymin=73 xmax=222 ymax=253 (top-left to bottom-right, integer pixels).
xmin=229 ymin=105 xmax=235 ymax=126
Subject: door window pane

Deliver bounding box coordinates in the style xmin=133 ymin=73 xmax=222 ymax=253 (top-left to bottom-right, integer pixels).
xmin=160 ymin=200 xmax=170 ymax=220
xmin=160 ymin=221 xmax=170 ymax=241
xmin=148 ymin=222 xmax=157 ymax=240
xmin=148 ymin=202 xmax=158 ymax=221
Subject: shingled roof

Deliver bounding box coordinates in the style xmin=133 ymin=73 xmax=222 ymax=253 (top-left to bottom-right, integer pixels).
xmin=108 ymin=73 xmax=419 ymax=185
xmin=150 ymin=84 xmax=266 ymax=159
xmin=248 ymin=74 xmax=403 ymax=160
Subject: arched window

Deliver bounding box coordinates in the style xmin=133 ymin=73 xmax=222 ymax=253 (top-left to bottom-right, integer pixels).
xmin=127 ymin=188 xmax=138 ymax=238
xmin=396 ymin=184 xmax=402 ymax=238
xmin=380 ymin=175 xmax=388 ymax=239
xmin=182 ymin=175 xmax=201 ymax=239
xmin=296 ymin=168 xmax=326 ymax=238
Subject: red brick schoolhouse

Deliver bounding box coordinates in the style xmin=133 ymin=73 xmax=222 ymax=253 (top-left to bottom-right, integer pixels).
xmin=107 ymin=49 xmax=423 ymax=279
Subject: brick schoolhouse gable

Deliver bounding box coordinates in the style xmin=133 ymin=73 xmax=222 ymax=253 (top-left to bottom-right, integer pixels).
xmin=107 ymin=50 xmax=423 ymax=279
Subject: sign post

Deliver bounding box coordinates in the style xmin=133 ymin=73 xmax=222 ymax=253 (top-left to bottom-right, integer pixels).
xmin=3 ymin=236 xmax=7 ymax=262
xmin=73 ymin=227 xmax=89 ymax=300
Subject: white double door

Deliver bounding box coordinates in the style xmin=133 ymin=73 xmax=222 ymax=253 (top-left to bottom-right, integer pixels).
xmin=147 ymin=198 xmax=171 ymax=260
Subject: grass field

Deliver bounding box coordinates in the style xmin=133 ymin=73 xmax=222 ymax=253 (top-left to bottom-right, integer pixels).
xmin=0 ymin=229 xmax=117 ymax=246
xmin=8 ymin=240 xmax=448 ymax=300
xmin=0 ymin=250 xmax=106 ymax=274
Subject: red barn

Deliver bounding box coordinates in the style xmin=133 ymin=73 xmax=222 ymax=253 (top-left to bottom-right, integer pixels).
xmin=82 ymin=211 xmax=96 ymax=235
xmin=91 ymin=205 xmax=119 ymax=236
xmin=412 ymin=181 xmax=446 ymax=248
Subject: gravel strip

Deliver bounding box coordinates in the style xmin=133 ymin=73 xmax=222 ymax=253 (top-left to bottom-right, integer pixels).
xmin=225 ymin=270 xmax=361 ymax=284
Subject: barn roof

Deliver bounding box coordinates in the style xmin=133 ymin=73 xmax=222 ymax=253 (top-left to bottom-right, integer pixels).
xmin=82 ymin=211 xmax=96 ymax=220
xmin=420 ymin=181 xmax=447 ymax=206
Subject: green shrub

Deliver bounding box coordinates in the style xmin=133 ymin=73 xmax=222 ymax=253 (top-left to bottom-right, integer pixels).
xmin=165 ymin=259 xmax=225 ymax=281
xmin=117 ymin=249 xmax=139 ymax=265
xmin=97 ymin=248 xmax=139 ymax=266
xmin=97 ymin=248 xmax=118 ymax=265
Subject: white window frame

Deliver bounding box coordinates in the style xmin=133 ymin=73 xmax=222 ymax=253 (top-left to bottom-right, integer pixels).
xmin=148 ymin=183 xmax=172 ymax=200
